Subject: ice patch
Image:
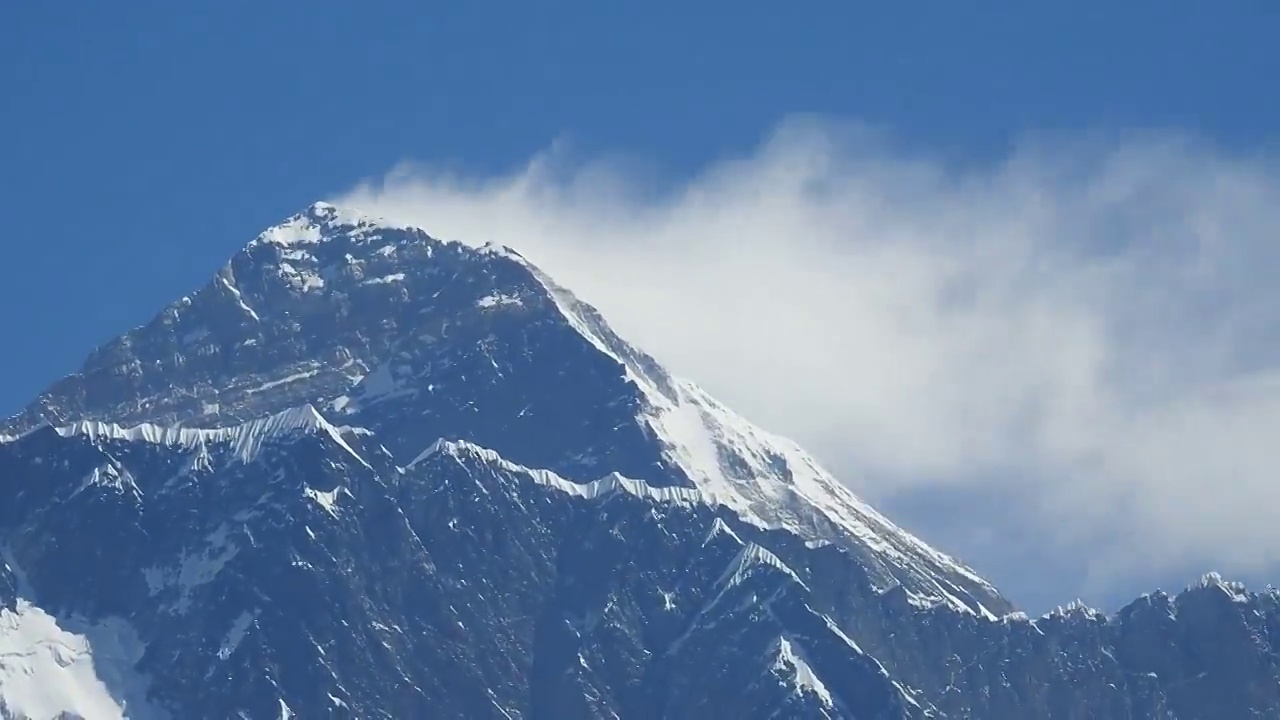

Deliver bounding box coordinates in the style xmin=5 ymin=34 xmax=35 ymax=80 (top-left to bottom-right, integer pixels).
xmin=217 ymin=611 xmax=256 ymax=660
xmin=304 ymin=485 xmax=346 ymax=517
xmin=242 ymin=367 xmax=322 ymax=396
xmin=477 ymin=292 xmax=523 ymax=309
xmin=363 ymin=272 xmax=406 ymax=285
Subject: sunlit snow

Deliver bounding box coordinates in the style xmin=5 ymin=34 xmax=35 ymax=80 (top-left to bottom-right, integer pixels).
xmin=0 ymin=601 xmax=167 ymax=720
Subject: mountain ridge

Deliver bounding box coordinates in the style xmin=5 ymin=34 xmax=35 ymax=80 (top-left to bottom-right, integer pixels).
xmin=1 ymin=201 xmax=1005 ymax=619
xmin=2 ymin=202 xmax=1277 ymax=719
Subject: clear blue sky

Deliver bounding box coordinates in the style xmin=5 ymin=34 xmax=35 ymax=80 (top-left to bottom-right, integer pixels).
xmin=1 ymin=1 xmax=1275 ymax=415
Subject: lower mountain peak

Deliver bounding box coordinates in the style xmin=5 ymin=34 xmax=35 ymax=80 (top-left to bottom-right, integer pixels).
xmin=716 ymin=542 xmax=807 ymax=591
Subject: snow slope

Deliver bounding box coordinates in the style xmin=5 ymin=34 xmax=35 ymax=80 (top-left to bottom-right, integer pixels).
xmin=0 ymin=558 xmax=166 ymax=720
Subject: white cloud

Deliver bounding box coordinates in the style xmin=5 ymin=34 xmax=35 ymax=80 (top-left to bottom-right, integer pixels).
xmin=334 ymin=117 xmax=1280 ymax=608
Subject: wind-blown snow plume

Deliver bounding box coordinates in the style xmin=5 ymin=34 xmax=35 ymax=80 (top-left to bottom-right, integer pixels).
xmin=336 ymin=117 xmax=1280 ymax=607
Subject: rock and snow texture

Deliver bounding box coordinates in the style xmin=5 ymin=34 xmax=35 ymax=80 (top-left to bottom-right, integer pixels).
xmin=1 ymin=202 xmax=1001 ymax=617
xmin=0 ymin=597 xmax=165 ymax=720
xmin=0 ymin=548 xmax=167 ymax=717
xmin=0 ymin=602 xmax=129 ymax=720
xmin=1 ymin=202 xmax=1278 ymax=718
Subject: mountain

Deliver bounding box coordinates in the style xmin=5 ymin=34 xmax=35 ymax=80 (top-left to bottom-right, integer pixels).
xmin=1 ymin=202 xmax=1277 ymax=719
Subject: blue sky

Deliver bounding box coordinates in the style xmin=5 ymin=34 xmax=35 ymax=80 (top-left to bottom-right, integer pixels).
xmin=3 ymin=2 xmax=1278 ymax=611
xmin=3 ymin=2 xmax=1274 ymax=412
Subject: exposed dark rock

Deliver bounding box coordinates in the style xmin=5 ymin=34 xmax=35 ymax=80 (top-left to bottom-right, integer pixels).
xmin=1 ymin=203 xmax=1274 ymax=719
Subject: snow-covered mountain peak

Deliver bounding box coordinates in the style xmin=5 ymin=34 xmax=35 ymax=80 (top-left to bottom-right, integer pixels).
xmin=1187 ymin=571 xmax=1252 ymax=603
xmin=2 ymin=202 xmax=1009 ymax=619
xmin=5 ymin=201 xmax=1280 ymax=717
xmin=248 ymin=200 xmax=403 ymax=248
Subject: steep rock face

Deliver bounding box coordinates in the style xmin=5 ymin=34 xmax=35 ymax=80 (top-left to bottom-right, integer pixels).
xmin=4 ymin=204 xmax=547 ymax=437
xmin=0 ymin=564 xmax=15 ymax=613
xmin=0 ymin=416 xmax=916 ymax=719
xmin=3 ymin=203 xmax=1006 ymax=621
xmin=813 ymin=583 xmax=1280 ymax=719
xmin=1 ymin=203 xmax=1277 ymax=719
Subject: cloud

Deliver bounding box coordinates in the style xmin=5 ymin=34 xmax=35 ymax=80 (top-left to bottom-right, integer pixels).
xmin=334 ymin=117 xmax=1280 ymax=609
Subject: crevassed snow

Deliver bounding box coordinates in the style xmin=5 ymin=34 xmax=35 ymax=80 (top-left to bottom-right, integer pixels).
xmin=0 ymin=601 xmax=168 ymax=720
